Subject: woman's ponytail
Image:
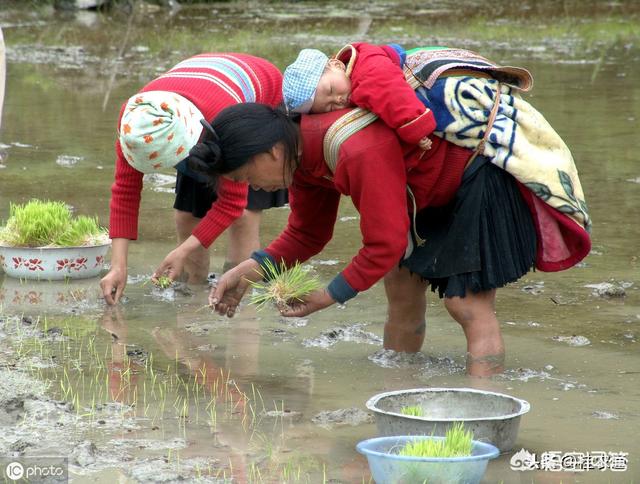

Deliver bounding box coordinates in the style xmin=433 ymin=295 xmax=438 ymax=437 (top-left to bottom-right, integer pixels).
xmin=187 ymin=103 xmax=299 ymax=186
xmin=188 ymin=138 xmax=223 ymax=175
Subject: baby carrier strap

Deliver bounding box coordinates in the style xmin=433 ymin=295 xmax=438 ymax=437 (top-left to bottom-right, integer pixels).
xmin=323 ymin=107 xmax=378 ymax=174
xmin=322 ymin=107 xmax=426 ymax=248
xmin=403 ymin=47 xmax=534 ymax=92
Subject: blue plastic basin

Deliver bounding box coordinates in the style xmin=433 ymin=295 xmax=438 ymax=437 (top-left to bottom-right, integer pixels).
xmin=357 ymin=435 xmax=499 ymax=484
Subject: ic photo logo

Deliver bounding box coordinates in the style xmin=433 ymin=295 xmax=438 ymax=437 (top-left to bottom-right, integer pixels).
xmin=5 ymin=461 xmax=24 ymax=480
xmin=3 ymin=458 xmax=68 ymax=482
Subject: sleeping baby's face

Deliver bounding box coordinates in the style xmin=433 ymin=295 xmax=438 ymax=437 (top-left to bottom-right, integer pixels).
xmin=311 ymin=61 xmax=353 ymax=113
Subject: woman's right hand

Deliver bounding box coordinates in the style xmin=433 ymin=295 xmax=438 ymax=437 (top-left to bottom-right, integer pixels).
xmin=101 ymin=238 xmax=129 ymax=305
xmin=209 ymin=258 xmax=262 ymax=317
xmin=100 ymin=266 xmax=127 ymax=305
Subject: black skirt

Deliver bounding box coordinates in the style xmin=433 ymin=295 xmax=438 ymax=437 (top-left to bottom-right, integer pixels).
xmin=401 ymin=155 xmax=536 ymax=298
xmin=173 ymin=172 xmax=288 ymax=218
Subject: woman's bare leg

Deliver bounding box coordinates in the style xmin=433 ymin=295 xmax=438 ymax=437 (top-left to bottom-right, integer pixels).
xmin=174 ymin=210 xmax=210 ymax=283
xmin=444 ymin=289 xmax=505 ymax=377
xmin=223 ymin=209 xmax=261 ymax=273
xmin=383 ymin=266 xmax=428 ymax=352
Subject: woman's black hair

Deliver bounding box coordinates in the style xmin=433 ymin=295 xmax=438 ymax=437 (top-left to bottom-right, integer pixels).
xmin=188 ymin=103 xmax=300 ymax=187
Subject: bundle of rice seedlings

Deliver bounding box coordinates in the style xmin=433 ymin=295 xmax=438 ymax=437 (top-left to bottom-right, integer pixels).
xmin=154 ymin=275 xmax=173 ymax=289
xmin=400 ymin=405 xmax=424 ymax=417
xmin=249 ymin=259 xmax=321 ymax=310
xmin=398 ymin=422 xmax=473 ymax=458
xmin=0 ymin=199 xmax=109 ymax=247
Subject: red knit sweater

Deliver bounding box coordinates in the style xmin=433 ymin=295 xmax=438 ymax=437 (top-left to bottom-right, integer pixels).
xmin=109 ymin=53 xmax=283 ymax=247
xmin=336 ymin=43 xmax=436 ymax=145
xmin=264 ymin=111 xmax=470 ymax=296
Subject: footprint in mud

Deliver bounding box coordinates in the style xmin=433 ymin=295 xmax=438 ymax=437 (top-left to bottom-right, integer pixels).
xmin=302 ymin=323 xmax=381 ymax=349
xmin=183 ymin=321 xmax=219 ymax=336
xmin=584 ymin=282 xmax=628 ymax=298
xmin=592 ymin=410 xmax=619 ymax=420
xmin=501 ymin=368 xmax=586 ymax=394
xmin=262 ymin=408 xmax=303 ymax=421
xmin=267 ymin=327 xmax=296 ymax=342
xmin=521 ymin=281 xmax=545 ymax=295
xmin=551 ymin=335 xmax=591 ymax=346
xmin=502 ymin=367 xmax=553 ymax=382
xmin=368 ymin=349 xmax=464 ymax=376
xmin=311 ymin=407 xmax=373 ymax=429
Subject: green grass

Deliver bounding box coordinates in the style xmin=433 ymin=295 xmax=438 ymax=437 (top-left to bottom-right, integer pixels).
xmin=398 ymin=422 xmax=474 ymax=458
xmin=249 ymin=259 xmax=322 ymax=311
xmin=0 ymin=199 xmax=108 ymax=247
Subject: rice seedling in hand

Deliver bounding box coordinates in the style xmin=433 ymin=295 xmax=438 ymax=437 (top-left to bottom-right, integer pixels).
xmin=154 ymin=275 xmax=174 ymax=289
xmin=399 ymin=405 xmax=424 ymax=417
xmin=248 ymin=259 xmax=321 ymax=311
xmin=398 ymin=422 xmax=474 ymax=458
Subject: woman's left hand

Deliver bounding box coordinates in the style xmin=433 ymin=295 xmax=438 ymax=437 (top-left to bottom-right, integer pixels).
xmin=152 ymin=247 xmax=186 ymax=283
xmin=153 ymin=235 xmax=203 ymax=282
xmin=279 ymin=288 xmax=335 ymax=317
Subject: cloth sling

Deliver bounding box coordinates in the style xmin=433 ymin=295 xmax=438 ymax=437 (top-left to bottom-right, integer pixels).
xmin=403 ymin=46 xmax=534 ymax=92
xmin=403 ymin=47 xmax=590 ymax=234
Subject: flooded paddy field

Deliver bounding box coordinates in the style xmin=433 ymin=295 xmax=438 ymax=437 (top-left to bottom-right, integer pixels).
xmin=0 ymin=1 xmax=639 ymax=482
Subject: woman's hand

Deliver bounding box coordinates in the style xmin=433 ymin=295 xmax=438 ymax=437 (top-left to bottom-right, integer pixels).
xmin=101 ymin=266 xmax=127 ymax=305
xmin=153 ymin=235 xmax=203 ymax=283
xmin=152 ymin=247 xmax=186 ymax=284
xmin=279 ymin=288 xmax=335 ymax=317
xmin=101 ymin=238 xmax=129 ymax=305
xmin=209 ymin=259 xmax=262 ymax=317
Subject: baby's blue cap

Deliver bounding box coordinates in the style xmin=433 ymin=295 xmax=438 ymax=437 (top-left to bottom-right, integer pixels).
xmin=283 ymin=49 xmax=329 ymax=114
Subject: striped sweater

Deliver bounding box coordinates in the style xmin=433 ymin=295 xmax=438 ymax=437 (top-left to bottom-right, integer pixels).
xmin=109 ymin=53 xmax=283 ymax=247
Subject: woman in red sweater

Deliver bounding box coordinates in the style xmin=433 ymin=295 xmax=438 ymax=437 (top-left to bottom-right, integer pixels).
xmin=194 ymin=103 xmax=589 ymax=376
xmin=101 ymin=53 xmax=285 ymax=304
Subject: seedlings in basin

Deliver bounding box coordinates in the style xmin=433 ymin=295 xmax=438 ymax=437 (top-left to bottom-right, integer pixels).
xmin=399 ymin=405 xmax=424 ymax=417
xmin=0 ymin=199 xmax=108 ymax=247
xmin=249 ymin=259 xmax=321 ymax=310
xmin=398 ymin=422 xmax=473 ymax=458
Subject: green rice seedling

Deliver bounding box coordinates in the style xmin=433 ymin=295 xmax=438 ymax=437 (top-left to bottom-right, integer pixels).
xmin=398 ymin=422 xmax=474 ymax=458
xmin=154 ymin=275 xmax=173 ymax=289
xmin=54 ymin=215 xmax=107 ymax=246
xmin=0 ymin=200 xmax=70 ymax=247
xmin=0 ymin=199 xmax=108 ymax=247
xmin=249 ymin=259 xmax=321 ymax=310
xmin=400 ymin=405 xmax=424 ymax=417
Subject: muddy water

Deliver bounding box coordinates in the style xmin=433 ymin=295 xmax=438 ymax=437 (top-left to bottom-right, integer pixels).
xmin=0 ymin=1 xmax=639 ymax=482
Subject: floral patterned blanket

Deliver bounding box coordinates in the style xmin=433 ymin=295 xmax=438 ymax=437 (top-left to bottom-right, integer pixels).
xmin=404 ymin=47 xmax=591 ymax=270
